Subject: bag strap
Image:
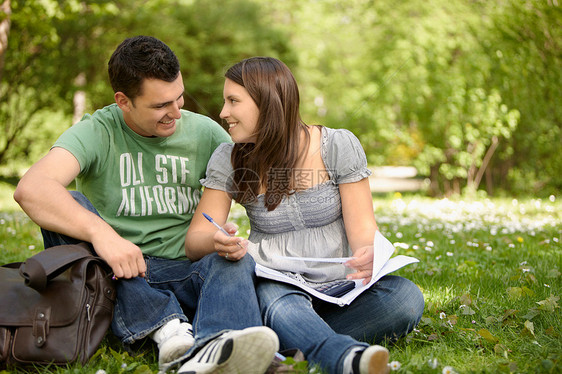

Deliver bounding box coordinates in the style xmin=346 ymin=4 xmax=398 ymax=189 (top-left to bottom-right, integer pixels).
xmin=19 ymin=242 xmax=94 ymax=292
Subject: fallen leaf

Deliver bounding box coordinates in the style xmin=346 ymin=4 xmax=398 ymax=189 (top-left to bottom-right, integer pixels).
xmin=478 ymin=328 xmax=499 ymax=343
xmin=521 ymin=307 xmax=540 ymax=320
xmin=507 ymin=287 xmax=523 ymax=300
xmin=521 ymin=320 xmax=535 ymax=337
xmin=545 ymin=326 xmax=558 ymax=337
xmin=546 ymin=269 xmax=560 ymax=278
xmin=460 ymin=305 xmax=476 ymax=315
xmin=502 ymin=309 xmax=518 ymax=321
xmin=536 ymin=295 xmax=559 ymax=312
xmin=460 ymin=293 xmax=473 ymax=306
xmin=494 ymin=343 xmax=510 ymax=357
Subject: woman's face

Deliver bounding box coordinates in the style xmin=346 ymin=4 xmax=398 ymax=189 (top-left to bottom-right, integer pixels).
xmin=220 ymin=78 xmax=260 ymax=143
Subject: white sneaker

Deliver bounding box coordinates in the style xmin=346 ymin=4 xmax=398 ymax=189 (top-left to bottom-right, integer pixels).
xmin=152 ymin=319 xmax=195 ymax=366
xmin=358 ymin=345 xmax=390 ymax=374
xmin=177 ymin=326 xmax=279 ymax=374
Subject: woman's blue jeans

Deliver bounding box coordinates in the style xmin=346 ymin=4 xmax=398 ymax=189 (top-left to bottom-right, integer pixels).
xmin=42 ymin=191 xmax=263 ymax=347
xmin=257 ymin=275 xmax=424 ymax=374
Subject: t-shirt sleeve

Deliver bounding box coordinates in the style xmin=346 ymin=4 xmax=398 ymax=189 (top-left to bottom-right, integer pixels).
xmin=210 ymin=121 xmax=233 ymax=149
xmin=200 ymin=143 xmax=236 ymax=194
xmin=53 ymin=114 xmax=110 ymax=176
xmin=324 ymin=128 xmax=372 ymax=184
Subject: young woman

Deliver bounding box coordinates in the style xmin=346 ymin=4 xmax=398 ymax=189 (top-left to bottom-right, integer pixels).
xmin=185 ymin=57 xmax=424 ymax=374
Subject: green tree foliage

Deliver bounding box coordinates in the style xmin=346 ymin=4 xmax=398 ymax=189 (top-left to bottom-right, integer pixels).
xmin=1 ymin=0 xmax=560 ymax=197
xmin=1 ymin=0 xmax=293 ymax=175
xmin=257 ymin=0 xmax=559 ymax=197
xmin=483 ymin=0 xmax=562 ymax=196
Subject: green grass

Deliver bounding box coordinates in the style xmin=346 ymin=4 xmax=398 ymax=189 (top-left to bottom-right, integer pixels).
xmin=1 ymin=193 xmax=560 ymax=373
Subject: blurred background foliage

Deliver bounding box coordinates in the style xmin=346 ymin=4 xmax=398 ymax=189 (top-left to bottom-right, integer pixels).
xmin=1 ymin=0 xmax=560 ymax=198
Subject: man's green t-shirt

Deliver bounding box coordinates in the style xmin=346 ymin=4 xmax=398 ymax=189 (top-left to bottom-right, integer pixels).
xmin=54 ymin=103 xmax=231 ymax=259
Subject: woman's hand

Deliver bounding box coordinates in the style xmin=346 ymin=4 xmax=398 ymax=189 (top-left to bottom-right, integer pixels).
xmin=344 ymin=245 xmax=374 ymax=285
xmin=213 ymin=222 xmax=248 ymax=261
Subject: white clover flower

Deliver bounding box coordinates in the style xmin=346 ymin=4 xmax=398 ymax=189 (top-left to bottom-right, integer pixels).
xmin=450 ymin=239 xmax=456 ymax=244
xmin=396 ymin=232 xmax=403 ymax=238
xmin=486 ymin=246 xmax=492 ymax=251
xmin=442 ymin=366 xmax=457 ymax=374
xmin=553 ymin=238 xmax=559 ymax=243
xmin=389 ymin=361 xmax=401 ymax=371
xmin=446 ymin=252 xmax=453 ymax=256
xmin=95 ymin=370 xmax=107 ymax=374
xmin=428 ymin=358 xmax=438 ymax=369
xmin=509 ymin=243 xmax=515 ymax=248
xmin=439 ymin=312 xmax=446 ymax=319
xmin=413 ymin=245 xmax=420 ymax=250
xmin=427 ymin=241 xmax=434 ymax=247
xmin=549 ymin=195 xmax=555 ymax=202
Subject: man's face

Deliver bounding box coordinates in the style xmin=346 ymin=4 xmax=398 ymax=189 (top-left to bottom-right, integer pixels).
xmin=119 ymin=73 xmax=185 ymax=138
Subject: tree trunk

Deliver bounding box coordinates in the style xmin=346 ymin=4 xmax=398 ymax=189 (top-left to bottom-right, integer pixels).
xmin=0 ymin=0 xmax=11 ymax=80
xmin=485 ymin=166 xmax=493 ymax=195
xmin=73 ymin=73 xmax=86 ymax=124
xmin=474 ymin=136 xmax=499 ymax=190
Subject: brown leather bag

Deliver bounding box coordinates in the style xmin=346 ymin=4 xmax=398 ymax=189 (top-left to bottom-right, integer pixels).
xmin=0 ymin=243 xmax=116 ymax=367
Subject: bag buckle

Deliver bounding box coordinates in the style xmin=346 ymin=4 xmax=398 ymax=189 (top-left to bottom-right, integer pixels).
xmin=33 ymin=307 xmax=51 ymax=347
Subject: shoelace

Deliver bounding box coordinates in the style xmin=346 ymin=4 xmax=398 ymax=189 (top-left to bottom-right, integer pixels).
xmin=177 ymin=323 xmax=193 ymax=336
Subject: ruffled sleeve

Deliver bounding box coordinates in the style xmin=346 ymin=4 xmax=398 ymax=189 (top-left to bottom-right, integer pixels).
xmin=200 ymin=143 xmax=236 ymax=194
xmin=323 ymin=127 xmax=372 ymax=184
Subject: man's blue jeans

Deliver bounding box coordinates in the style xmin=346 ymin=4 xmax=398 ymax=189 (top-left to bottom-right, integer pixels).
xmin=257 ymin=275 xmax=424 ymax=373
xmin=42 ymin=191 xmax=263 ymax=349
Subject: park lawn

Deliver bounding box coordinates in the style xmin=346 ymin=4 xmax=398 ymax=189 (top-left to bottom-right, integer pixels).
xmin=0 ymin=195 xmax=560 ymax=374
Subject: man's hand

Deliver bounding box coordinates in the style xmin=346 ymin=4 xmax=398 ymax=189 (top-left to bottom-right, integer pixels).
xmin=91 ymin=235 xmax=146 ymax=279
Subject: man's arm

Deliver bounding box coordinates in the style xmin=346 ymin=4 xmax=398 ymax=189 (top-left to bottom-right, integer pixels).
xmin=14 ymin=147 xmax=146 ymax=278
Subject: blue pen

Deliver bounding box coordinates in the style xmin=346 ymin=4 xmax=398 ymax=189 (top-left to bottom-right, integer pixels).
xmin=202 ymin=213 xmax=244 ymax=248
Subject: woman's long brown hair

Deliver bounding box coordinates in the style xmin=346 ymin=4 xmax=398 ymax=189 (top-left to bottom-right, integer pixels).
xmin=225 ymin=57 xmax=309 ymax=211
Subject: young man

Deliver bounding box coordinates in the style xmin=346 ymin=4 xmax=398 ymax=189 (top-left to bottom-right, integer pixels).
xmin=13 ymin=36 xmax=278 ymax=373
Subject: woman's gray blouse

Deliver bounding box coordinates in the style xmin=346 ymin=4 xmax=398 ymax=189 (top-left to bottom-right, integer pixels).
xmin=201 ymin=126 xmax=372 ymax=283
